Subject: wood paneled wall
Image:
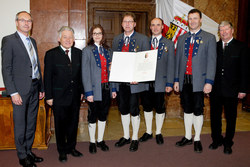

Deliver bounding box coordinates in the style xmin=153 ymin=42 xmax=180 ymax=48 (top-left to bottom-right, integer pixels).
xmin=194 ymin=0 xmax=239 ymax=37
xmin=30 ymin=0 xmax=86 ymax=74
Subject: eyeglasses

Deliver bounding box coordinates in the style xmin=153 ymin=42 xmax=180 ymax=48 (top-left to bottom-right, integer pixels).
xmin=122 ymin=21 xmax=134 ymax=24
xmin=18 ymin=19 xmax=32 ymax=23
xmin=93 ymin=32 xmax=103 ymax=36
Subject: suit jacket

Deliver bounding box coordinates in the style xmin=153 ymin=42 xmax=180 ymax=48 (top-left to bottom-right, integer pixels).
xmin=175 ymin=29 xmax=217 ymax=92
xmin=82 ymin=45 xmax=113 ymax=101
xmin=44 ymin=46 xmax=83 ymax=106
xmin=150 ymin=37 xmax=175 ymax=92
xmin=112 ymin=31 xmax=150 ymax=93
xmin=212 ymin=39 xmax=248 ymax=97
xmin=1 ymin=32 xmax=43 ymax=95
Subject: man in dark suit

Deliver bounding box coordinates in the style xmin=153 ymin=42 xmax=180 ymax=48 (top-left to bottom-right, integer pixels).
xmin=44 ymin=26 xmax=83 ymax=162
xmin=174 ymin=9 xmax=217 ymax=153
xmin=1 ymin=11 xmax=44 ymax=167
xmin=139 ymin=18 xmax=175 ymax=145
xmin=112 ymin=12 xmax=150 ymax=152
xmin=209 ymin=21 xmax=248 ymax=154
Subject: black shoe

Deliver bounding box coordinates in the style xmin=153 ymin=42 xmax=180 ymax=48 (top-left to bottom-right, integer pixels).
xmin=156 ymin=134 xmax=164 ymax=145
xmin=129 ymin=140 xmax=139 ymax=152
xmin=19 ymin=157 xmax=37 ymax=167
xmin=209 ymin=142 xmax=223 ymax=150
xmin=176 ymin=137 xmax=193 ymax=147
xmin=69 ymin=149 xmax=83 ymax=157
xmin=59 ymin=153 xmax=67 ymax=163
xmin=139 ymin=133 xmax=153 ymax=142
xmin=97 ymin=141 xmax=109 ymax=151
xmin=224 ymin=146 xmax=232 ymax=154
xmin=28 ymin=152 xmax=43 ymax=163
xmin=115 ymin=137 xmax=131 ymax=147
xmin=194 ymin=141 xmax=203 ymax=153
xmin=89 ymin=143 xmax=97 ymax=154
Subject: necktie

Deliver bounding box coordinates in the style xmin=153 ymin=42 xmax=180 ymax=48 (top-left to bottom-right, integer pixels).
xmin=191 ymin=33 xmax=195 ymax=44
xmin=223 ymin=42 xmax=228 ymax=55
xmin=26 ymin=38 xmax=39 ymax=79
xmin=153 ymin=37 xmax=158 ymax=49
xmin=65 ymin=49 xmax=71 ymax=61
xmin=99 ymin=46 xmax=104 ymax=56
xmin=224 ymin=42 xmax=228 ymax=49
xmin=124 ymin=36 xmax=129 ymax=46
xmin=65 ymin=49 xmax=69 ymax=55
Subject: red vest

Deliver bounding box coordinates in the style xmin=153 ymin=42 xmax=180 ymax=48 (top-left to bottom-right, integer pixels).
xmin=122 ymin=43 xmax=129 ymax=52
xmin=151 ymin=45 xmax=158 ymax=50
xmin=100 ymin=53 xmax=108 ymax=83
xmin=185 ymin=43 xmax=194 ymax=75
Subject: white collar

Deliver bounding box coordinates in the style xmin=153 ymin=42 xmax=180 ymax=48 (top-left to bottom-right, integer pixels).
xmin=60 ymin=45 xmax=71 ymax=52
xmin=152 ymin=35 xmax=162 ymax=42
xmin=190 ymin=29 xmax=201 ymax=35
xmin=222 ymin=37 xmax=233 ymax=45
xmin=124 ymin=31 xmax=134 ymax=38
xmin=17 ymin=30 xmax=30 ymax=42
xmin=94 ymin=43 xmax=101 ymax=48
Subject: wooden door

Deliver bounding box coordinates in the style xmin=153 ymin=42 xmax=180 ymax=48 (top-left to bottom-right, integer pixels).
xmin=88 ymin=2 xmax=155 ymax=48
xmin=94 ymin=11 xmax=120 ymax=47
xmin=93 ymin=11 xmax=148 ymax=47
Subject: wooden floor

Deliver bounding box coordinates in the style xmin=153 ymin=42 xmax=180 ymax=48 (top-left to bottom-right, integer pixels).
xmin=49 ymin=103 xmax=250 ymax=143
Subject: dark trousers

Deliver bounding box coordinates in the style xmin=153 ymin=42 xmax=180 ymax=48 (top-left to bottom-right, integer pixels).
xmin=210 ymin=94 xmax=238 ymax=147
xmin=117 ymin=84 xmax=140 ymax=116
xmin=180 ymin=83 xmax=204 ymax=116
xmin=12 ymin=80 xmax=39 ymax=159
xmin=141 ymin=83 xmax=165 ymax=114
xmin=53 ymin=100 xmax=80 ymax=154
xmin=87 ymin=88 xmax=111 ymax=123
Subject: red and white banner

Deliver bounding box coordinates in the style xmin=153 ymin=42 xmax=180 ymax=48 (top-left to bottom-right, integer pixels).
xmin=156 ymin=0 xmax=219 ymax=48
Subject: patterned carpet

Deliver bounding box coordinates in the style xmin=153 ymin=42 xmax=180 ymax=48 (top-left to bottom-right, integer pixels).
xmin=1 ymin=132 xmax=250 ymax=167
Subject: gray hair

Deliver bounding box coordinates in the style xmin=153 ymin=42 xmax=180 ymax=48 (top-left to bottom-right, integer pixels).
xmin=218 ymin=21 xmax=233 ymax=31
xmin=58 ymin=26 xmax=75 ymax=38
xmin=15 ymin=11 xmax=32 ymax=21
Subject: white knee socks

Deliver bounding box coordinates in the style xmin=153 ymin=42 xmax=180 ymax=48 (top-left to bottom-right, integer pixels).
xmin=97 ymin=120 xmax=106 ymax=142
xmin=193 ymin=115 xmax=203 ymax=141
xmin=121 ymin=114 xmax=130 ymax=139
xmin=131 ymin=115 xmax=140 ymax=140
xmin=144 ymin=111 xmax=153 ymax=134
xmin=88 ymin=123 xmax=96 ymax=143
xmin=184 ymin=113 xmax=193 ymax=140
xmin=156 ymin=113 xmax=165 ymax=135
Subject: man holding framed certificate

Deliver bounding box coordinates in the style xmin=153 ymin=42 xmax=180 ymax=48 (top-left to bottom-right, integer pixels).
xmin=111 ymin=12 xmax=150 ymax=152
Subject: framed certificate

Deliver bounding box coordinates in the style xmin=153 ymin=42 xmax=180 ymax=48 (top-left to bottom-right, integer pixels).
xmin=109 ymin=50 xmax=158 ymax=82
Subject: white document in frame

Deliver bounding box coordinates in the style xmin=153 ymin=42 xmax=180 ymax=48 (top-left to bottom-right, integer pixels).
xmin=109 ymin=49 xmax=158 ymax=82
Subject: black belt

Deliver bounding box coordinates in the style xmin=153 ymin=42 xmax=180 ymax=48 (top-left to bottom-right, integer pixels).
xmin=184 ymin=74 xmax=192 ymax=84
xmin=149 ymin=82 xmax=155 ymax=88
xmin=32 ymin=78 xmax=38 ymax=82
xmin=101 ymin=83 xmax=110 ymax=90
xmin=120 ymin=83 xmax=130 ymax=86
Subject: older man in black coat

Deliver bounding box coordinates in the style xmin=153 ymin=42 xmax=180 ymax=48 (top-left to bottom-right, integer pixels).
xmin=209 ymin=21 xmax=248 ymax=155
xmin=44 ymin=26 xmax=84 ymax=162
